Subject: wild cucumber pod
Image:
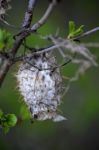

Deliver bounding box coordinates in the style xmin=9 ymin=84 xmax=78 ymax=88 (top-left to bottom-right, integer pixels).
xmin=16 ymin=52 xmax=66 ymax=122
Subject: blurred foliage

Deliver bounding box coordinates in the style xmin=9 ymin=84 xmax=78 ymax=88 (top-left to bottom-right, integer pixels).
xmin=0 ymin=0 xmax=99 ymax=150
xmin=0 ymin=109 xmax=17 ymax=134
xmin=0 ymin=29 xmax=13 ymax=51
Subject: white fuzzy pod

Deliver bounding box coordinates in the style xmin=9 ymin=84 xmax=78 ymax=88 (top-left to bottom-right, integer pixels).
xmin=16 ymin=53 xmax=66 ymax=122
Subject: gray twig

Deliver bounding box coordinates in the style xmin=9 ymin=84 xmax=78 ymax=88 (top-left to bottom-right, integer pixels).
xmin=75 ymin=26 xmax=99 ymax=40
xmin=82 ymin=43 xmax=99 ymax=48
xmin=31 ymin=0 xmax=57 ymax=31
xmin=22 ymin=0 xmax=37 ymax=28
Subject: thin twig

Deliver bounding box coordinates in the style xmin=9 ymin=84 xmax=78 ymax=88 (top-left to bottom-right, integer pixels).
xmin=31 ymin=0 xmax=57 ymax=31
xmin=74 ymin=26 xmax=99 ymax=40
xmin=35 ymin=41 xmax=65 ymax=54
xmin=82 ymin=43 xmax=99 ymax=48
xmin=13 ymin=53 xmax=71 ymax=71
xmin=0 ymin=17 xmax=20 ymax=29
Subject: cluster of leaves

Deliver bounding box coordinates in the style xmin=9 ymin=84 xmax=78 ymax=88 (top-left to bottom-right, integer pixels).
xmin=68 ymin=21 xmax=84 ymax=39
xmin=0 ymin=29 xmax=13 ymax=51
xmin=0 ymin=109 xmax=17 ymax=134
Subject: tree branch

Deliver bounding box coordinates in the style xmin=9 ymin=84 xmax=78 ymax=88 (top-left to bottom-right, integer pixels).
xmin=0 ymin=0 xmax=37 ymax=87
xmin=31 ymin=0 xmax=57 ymax=31
xmin=22 ymin=0 xmax=37 ymax=28
xmin=0 ymin=0 xmax=59 ymax=87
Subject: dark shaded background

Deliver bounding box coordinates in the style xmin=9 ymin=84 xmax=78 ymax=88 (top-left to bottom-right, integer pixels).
xmin=0 ymin=0 xmax=99 ymax=150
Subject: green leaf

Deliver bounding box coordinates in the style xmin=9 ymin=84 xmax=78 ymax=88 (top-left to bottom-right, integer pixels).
xmin=68 ymin=21 xmax=84 ymax=39
xmin=6 ymin=114 xmax=17 ymax=127
xmin=0 ymin=29 xmax=13 ymax=50
xmin=72 ymin=25 xmax=84 ymax=36
xmin=69 ymin=21 xmax=76 ymax=33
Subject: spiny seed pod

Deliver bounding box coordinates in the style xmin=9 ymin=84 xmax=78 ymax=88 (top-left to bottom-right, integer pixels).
xmin=16 ymin=53 xmax=66 ymax=122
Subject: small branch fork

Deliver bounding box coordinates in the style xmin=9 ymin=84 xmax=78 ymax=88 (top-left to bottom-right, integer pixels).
xmin=0 ymin=0 xmax=58 ymax=87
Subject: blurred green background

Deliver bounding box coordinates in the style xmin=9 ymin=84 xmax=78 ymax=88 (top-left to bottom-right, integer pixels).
xmin=0 ymin=0 xmax=99 ymax=149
